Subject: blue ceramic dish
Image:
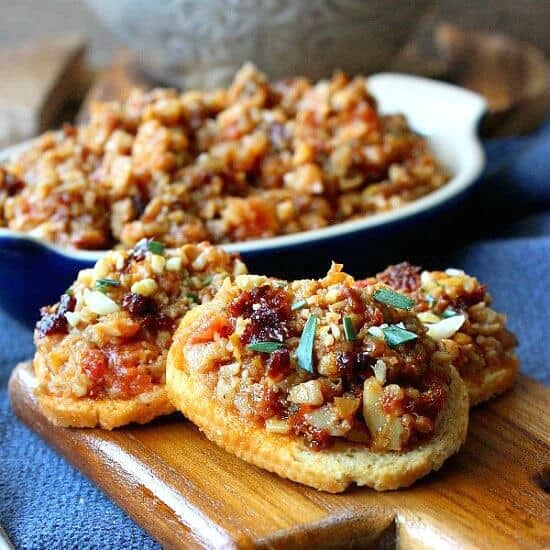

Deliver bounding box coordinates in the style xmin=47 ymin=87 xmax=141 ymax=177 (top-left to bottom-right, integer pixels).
xmin=0 ymin=74 xmax=486 ymax=329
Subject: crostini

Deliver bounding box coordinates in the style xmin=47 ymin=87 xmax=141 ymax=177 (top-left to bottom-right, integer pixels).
xmin=166 ymin=265 xmax=469 ymax=492
xmin=33 ymin=239 xmax=246 ymax=429
xmin=363 ymin=263 xmax=519 ymax=405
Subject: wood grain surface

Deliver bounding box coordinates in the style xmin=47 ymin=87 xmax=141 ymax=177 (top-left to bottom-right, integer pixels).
xmin=9 ymin=361 xmax=550 ymax=549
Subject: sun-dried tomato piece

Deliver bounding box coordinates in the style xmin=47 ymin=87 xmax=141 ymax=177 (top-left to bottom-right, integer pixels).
xmin=36 ymin=293 xmax=76 ymax=338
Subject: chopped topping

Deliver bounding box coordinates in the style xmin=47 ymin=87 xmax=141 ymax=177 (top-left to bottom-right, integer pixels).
xmin=150 ymin=254 xmax=166 ymax=274
xmin=230 ymin=285 xmax=291 ymax=344
xmin=343 ymin=316 xmax=357 ymax=341
xmin=372 ymin=359 xmax=387 ymax=384
xmin=165 ymin=256 xmax=182 ymax=271
xmin=64 ymin=311 xmax=81 ymax=327
xmin=36 ymin=293 xmax=76 ymax=337
xmin=367 ymin=324 xmax=387 ymax=339
xmin=122 ymin=293 xmax=157 ymax=316
xmin=83 ymin=289 xmax=120 ymax=315
xmin=266 ymin=348 xmax=291 ymax=380
xmin=131 ymin=278 xmax=158 ymax=297
xmin=95 ymin=278 xmax=121 ymax=293
xmin=190 ymin=316 xmax=233 ymax=344
xmin=186 ymin=292 xmax=199 ymax=303
xmin=441 ymin=308 xmax=457 ymax=318
xmin=417 ymin=311 xmax=441 ymax=324
xmin=147 ymin=240 xmax=165 ymax=255
xmin=291 ymin=299 xmax=307 ymax=311
xmin=373 ymin=288 xmax=415 ymax=310
xmin=382 ymin=324 xmax=418 ymax=347
xmin=376 ymin=262 xmax=421 ymax=292
xmin=247 ymin=342 xmax=283 ymax=353
xmin=288 ymin=380 xmax=324 ymax=405
xmin=295 ymin=314 xmax=317 ymax=373
xmin=425 ymin=314 xmax=465 ymax=340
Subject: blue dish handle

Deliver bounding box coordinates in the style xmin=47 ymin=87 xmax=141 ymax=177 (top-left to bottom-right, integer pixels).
xmin=0 ymin=236 xmax=93 ymax=329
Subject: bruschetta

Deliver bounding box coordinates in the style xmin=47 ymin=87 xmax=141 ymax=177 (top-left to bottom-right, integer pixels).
xmin=166 ymin=265 xmax=468 ymax=492
xmin=33 ymin=239 xmax=246 ymax=429
xmin=363 ymin=263 xmax=519 ymax=405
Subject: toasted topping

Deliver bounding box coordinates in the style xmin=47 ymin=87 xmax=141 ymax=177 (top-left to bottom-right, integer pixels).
xmin=343 ymin=316 xmax=357 ymax=342
xmin=186 ymin=269 xmax=452 ymax=452
xmin=382 ymin=325 xmax=418 ymax=347
xmin=95 ymin=278 xmax=121 ymax=293
xmin=296 ymin=314 xmax=317 ymax=373
xmin=291 ymin=299 xmax=307 ymax=311
xmin=34 ymin=240 xmax=245 ymax=401
xmin=131 ymin=278 xmax=158 ymax=297
xmin=247 ymin=342 xmax=283 ymax=353
xmin=165 ymin=256 xmax=182 ymax=271
xmin=83 ymin=289 xmax=120 ymax=315
xmin=373 ymin=288 xmax=415 ymax=310
xmin=425 ymin=314 xmax=465 ymax=340
xmin=147 ymin=240 xmax=165 ymax=255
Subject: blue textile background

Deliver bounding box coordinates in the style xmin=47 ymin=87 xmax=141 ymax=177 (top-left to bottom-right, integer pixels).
xmin=0 ymin=122 xmax=548 ymax=549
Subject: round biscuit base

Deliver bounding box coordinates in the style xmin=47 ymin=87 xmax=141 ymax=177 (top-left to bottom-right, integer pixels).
xmin=166 ymin=308 xmax=470 ymax=493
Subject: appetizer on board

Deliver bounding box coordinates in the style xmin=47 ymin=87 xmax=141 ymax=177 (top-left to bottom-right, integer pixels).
xmin=167 ymin=265 xmax=468 ymax=492
xmin=362 ymin=263 xmax=519 ymax=405
xmin=33 ymin=239 xmax=246 ymax=429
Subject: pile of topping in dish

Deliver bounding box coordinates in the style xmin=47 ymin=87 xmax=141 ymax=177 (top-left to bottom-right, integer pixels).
xmin=362 ymin=262 xmax=518 ymax=379
xmin=1 ymin=64 xmax=448 ymax=249
xmin=34 ymin=239 xmax=246 ymax=400
xmin=183 ymin=265 xmax=454 ymax=452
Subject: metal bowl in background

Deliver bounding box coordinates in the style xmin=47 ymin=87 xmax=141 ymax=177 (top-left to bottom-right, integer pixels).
xmin=83 ymin=0 xmax=431 ymax=88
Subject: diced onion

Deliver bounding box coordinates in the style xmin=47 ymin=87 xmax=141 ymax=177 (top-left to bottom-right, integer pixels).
xmin=420 ymin=271 xmax=433 ymax=286
xmin=333 ymin=396 xmax=360 ymax=419
xmin=445 ymin=268 xmax=465 ymax=277
xmin=83 ymin=289 xmax=120 ymax=315
xmin=304 ymin=404 xmax=349 ymax=436
xmin=362 ymin=378 xmax=386 ymax=437
xmin=386 ymin=416 xmax=406 ymax=451
xmin=425 ymin=314 xmax=466 ymax=340
xmin=417 ymin=311 xmax=441 ymax=324
xmin=165 ymin=256 xmax=182 ymax=271
xmin=372 ymin=360 xmax=387 ymax=385
xmin=367 ymin=323 xmax=387 ymax=339
xmin=265 ymin=418 xmax=290 ymax=434
xmin=64 ymin=311 xmax=81 ymax=327
xmin=288 ymin=380 xmax=324 ymax=405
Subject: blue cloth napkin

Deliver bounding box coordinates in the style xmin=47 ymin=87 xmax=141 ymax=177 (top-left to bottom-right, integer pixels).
xmin=1 ymin=122 xmax=548 ymax=549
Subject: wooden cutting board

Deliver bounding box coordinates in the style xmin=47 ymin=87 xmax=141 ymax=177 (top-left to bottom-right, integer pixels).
xmin=9 ymin=361 xmax=550 ymax=549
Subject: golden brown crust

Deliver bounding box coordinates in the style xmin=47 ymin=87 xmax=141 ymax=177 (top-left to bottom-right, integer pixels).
xmin=465 ymin=354 xmax=519 ymax=407
xmin=35 ymin=383 xmax=175 ymax=430
xmin=166 ymin=305 xmax=469 ymax=492
xmin=33 ymin=353 xmax=175 ymax=430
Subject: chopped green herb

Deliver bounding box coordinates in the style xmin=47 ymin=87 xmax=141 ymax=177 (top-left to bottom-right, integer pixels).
xmin=296 ymin=314 xmax=317 ymax=373
xmin=147 ymin=240 xmax=165 ymax=255
xmin=343 ymin=316 xmax=357 ymax=341
xmin=276 ymin=281 xmax=287 ymax=288
xmin=441 ymin=308 xmax=456 ymax=318
xmin=373 ymin=288 xmax=415 ymax=310
xmin=203 ymin=275 xmax=213 ymax=285
xmin=95 ymin=278 xmax=121 ymax=293
xmin=247 ymin=342 xmax=283 ymax=353
xmin=382 ymin=325 xmax=418 ymax=348
xmin=65 ymin=288 xmax=73 ymax=296
xmin=186 ymin=292 xmax=199 ymax=303
xmin=291 ymin=299 xmax=307 ymax=311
